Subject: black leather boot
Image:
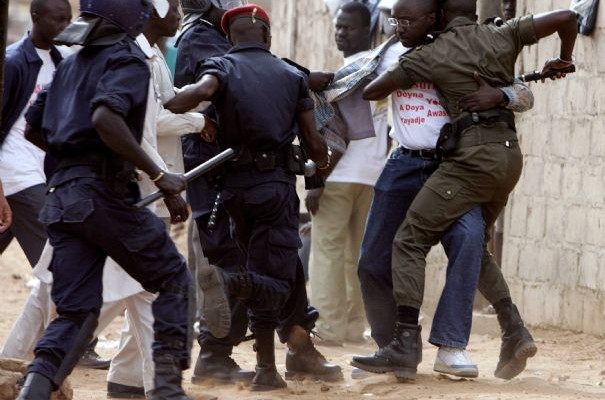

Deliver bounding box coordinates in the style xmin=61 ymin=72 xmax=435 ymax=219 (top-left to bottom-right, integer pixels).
xmin=494 ymin=303 xmax=537 ymax=379
xmin=191 ymin=350 xmax=255 ymax=383
xmin=16 ymin=372 xmax=53 ymax=400
xmin=351 ymin=323 xmax=422 ymax=381
xmin=149 ymin=355 xmax=192 ymax=400
xmin=285 ymin=325 xmax=343 ymax=382
xmin=251 ymin=329 xmax=287 ymax=391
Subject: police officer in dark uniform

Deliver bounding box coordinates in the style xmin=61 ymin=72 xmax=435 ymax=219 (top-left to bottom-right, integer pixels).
xmin=166 ymin=3 xmax=343 ymax=390
xmin=17 ymin=1 xmax=194 ymax=399
xmin=174 ymin=0 xmax=254 ymax=383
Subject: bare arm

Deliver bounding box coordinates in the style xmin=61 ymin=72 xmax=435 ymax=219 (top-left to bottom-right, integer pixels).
xmin=533 ymin=10 xmax=578 ymax=61
xmin=363 ymin=72 xmax=399 ymax=101
xmin=24 ymin=124 xmax=48 ymax=151
xmin=0 ymin=180 xmax=12 ymax=233
xmin=92 ymin=105 xmax=185 ymax=196
xmin=164 ymin=74 xmax=220 ymax=114
xmin=297 ymin=109 xmax=328 ymax=166
xmin=458 ymin=73 xmax=533 ymax=112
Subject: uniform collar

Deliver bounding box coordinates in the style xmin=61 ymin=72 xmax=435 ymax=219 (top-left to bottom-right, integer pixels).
xmin=22 ymin=33 xmax=63 ymax=65
xmin=444 ymin=16 xmax=477 ymax=31
xmin=228 ymin=41 xmax=270 ymax=54
xmin=135 ymin=34 xmax=156 ymax=59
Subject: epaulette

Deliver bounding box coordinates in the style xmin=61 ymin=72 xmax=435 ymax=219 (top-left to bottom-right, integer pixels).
xmin=423 ymin=31 xmax=442 ymax=45
xmin=483 ymin=16 xmax=504 ymax=26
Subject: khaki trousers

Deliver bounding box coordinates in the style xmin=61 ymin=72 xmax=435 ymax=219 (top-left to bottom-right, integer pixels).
xmin=392 ymin=126 xmax=523 ymax=308
xmin=309 ymin=182 xmax=373 ymax=342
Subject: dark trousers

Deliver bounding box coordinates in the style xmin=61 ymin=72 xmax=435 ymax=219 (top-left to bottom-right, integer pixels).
xmin=28 ymin=177 xmax=191 ymax=381
xmin=222 ymin=181 xmax=317 ymax=342
xmin=0 ymin=183 xmax=47 ymax=266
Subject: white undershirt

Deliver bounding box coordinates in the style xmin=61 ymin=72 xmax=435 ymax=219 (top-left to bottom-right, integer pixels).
xmin=0 ymin=48 xmax=55 ymax=196
xmin=327 ymin=51 xmax=389 ymax=187
xmin=377 ymin=42 xmax=451 ymax=150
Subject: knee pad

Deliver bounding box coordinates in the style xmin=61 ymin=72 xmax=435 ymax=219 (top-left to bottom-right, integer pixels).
xmin=52 ymin=312 xmax=98 ymax=387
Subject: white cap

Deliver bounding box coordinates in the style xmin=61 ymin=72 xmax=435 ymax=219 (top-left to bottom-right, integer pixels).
xmin=152 ymin=0 xmax=170 ymax=18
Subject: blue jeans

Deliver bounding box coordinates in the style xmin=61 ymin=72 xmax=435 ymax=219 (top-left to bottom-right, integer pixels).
xmin=358 ymin=147 xmax=484 ymax=348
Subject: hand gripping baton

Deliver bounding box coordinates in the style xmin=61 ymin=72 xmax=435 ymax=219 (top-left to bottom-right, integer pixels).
xmin=134 ymin=148 xmax=235 ymax=209
xmin=518 ymin=64 xmax=576 ymax=82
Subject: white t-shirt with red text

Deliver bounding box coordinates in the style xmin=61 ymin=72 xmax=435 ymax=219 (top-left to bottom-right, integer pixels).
xmin=376 ymin=42 xmax=451 ymax=150
xmin=327 ymin=50 xmax=389 ymax=186
xmin=0 ymin=48 xmax=55 ymax=196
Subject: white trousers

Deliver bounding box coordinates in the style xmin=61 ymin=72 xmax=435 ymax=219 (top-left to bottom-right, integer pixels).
xmin=1 ymin=280 xmax=156 ymax=392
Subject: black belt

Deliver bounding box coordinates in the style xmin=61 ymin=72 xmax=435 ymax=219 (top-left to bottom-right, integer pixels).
xmin=454 ymin=109 xmax=516 ymax=135
xmin=56 ymin=153 xmax=106 ymax=171
xmin=229 ymin=148 xmax=289 ymax=170
xmin=400 ymin=147 xmax=440 ymax=160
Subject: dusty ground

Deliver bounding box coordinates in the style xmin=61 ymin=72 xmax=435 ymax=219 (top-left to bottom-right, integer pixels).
xmin=1 ymin=239 xmax=605 ymax=400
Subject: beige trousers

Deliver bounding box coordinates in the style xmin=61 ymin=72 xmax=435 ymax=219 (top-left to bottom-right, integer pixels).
xmin=309 ymin=182 xmax=373 ymax=343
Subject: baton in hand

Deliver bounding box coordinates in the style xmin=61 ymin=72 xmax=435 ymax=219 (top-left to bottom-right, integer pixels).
xmin=134 ymin=148 xmax=235 ymax=209
xmin=517 ymin=64 xmax=575 ymax=82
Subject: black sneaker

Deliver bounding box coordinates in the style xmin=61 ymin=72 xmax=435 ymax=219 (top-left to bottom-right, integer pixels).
xmin=78 ymin=348 xmax=111 ymax=370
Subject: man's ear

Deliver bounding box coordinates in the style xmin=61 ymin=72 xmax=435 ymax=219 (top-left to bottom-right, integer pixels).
xmin=31 ymin=12 xmax=40 ymax=24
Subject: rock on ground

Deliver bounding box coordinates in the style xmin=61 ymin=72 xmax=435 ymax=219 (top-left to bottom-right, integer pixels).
xmin=0 ymin=358 xmax=72 ymax=400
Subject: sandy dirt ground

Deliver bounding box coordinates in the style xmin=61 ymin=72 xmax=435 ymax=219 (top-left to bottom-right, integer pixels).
xmin=1 ymin=239 xmax=605 ymax=400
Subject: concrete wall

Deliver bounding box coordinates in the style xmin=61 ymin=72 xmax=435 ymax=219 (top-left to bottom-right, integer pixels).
xmin=272 ymin=0 xmax=605 ymax=336
xmin=501 ymin=0 xmax=605 ymax=336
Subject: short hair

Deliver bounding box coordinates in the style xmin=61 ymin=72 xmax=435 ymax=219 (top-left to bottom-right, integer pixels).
xmin=340 ymin=1 xmax=371 ymax=28
xmin=31 ymin=0 xmax=70 ymax=14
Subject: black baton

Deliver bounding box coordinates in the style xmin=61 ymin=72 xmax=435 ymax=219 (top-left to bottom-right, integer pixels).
xmin=134 ymin=148 xmax=235 ymax=209
xmin=517 ymin=64 xmax=575 ymax=82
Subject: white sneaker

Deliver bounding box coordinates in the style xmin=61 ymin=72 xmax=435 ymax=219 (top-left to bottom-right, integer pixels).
xmin=433 ymin=346 xmax=479 ymax=378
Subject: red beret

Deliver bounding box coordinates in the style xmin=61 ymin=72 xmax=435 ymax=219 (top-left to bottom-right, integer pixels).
xmin=220 ymin=4 xmax=271 ymax=34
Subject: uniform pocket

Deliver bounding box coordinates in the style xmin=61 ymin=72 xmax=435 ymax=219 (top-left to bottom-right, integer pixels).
xmin=424 ymin=180 xmax=463 ymax=200
xmin=62 ymin=199 xmax=95 ymax=223
xmin=38 ymin=204 xmax=63 ymax=226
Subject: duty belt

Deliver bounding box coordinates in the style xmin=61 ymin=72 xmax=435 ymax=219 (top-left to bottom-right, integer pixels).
xmin=229 ymin=148 xmax=289 ymax=171
xmin=56 ymin=153 xmax=106 ymax=171
xmin=453 ymin=109 xmax=518 ymax=148
xmin=454 ymin=109 xmax=516 ymax=134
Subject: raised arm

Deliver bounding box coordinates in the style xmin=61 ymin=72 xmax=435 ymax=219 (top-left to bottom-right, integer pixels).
xmin=532 ymin=10 xmax=578 ymax=62
xmin=164 ymin=74 xmax=220 ymax=114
